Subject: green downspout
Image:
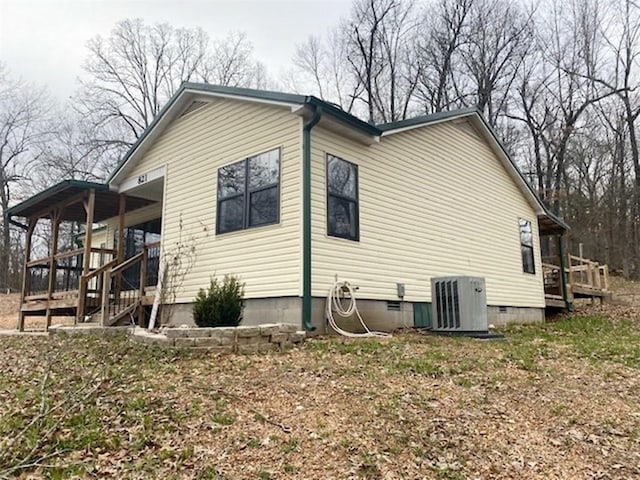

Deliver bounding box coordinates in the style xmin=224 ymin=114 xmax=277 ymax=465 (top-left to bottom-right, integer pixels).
xmin=302 ymin=105 xmax=322 ymax=331
xmin=557 ymin=234 xmax=573 ymax=311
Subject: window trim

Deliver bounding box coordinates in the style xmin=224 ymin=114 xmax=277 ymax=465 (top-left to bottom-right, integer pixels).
xmin=216 ymin=148 xmax=281 ymax=235
xmin=326 ymin=153 xmax=359 ymax=242
xmin=519 ymin=218 xmax=535 ymax=274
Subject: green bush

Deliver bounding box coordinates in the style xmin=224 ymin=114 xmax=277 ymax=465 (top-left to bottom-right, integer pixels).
xmin=193 ymin=275 xmax=245 ymax=327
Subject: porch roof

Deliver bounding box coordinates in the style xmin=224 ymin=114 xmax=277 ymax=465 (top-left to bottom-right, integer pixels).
xmin=6 ymin=180 xmax=155 ymax=223
xmin=538 ymin=210 xmax=569 ymax=236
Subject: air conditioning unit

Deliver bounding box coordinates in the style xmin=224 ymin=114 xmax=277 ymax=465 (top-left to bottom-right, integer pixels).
xmin=431 ymin=276 xmax=488 ymax=332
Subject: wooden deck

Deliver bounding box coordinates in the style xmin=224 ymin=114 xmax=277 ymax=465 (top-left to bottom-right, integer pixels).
xmin=19 ymin=242 xmax=161 ymax=330
xmin=543 ymin=255 xmax=610 ymax=309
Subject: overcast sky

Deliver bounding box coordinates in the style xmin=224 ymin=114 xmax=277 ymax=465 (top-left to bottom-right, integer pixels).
xmin=0 ymin=0 xmax=351 ymax=99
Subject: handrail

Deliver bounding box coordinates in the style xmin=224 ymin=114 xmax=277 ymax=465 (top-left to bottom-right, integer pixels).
xmin=90 ymin=247 xmax=116 ymax=255
xmin=84 ymin=258 xmax=118 ymax=282
xmin=26 ymin=247 xmax=116 ymax=267
xmin=52 ymin=248 xmax=85 ymax=261
xmin=26 ymin=258 xmax=50 ymax=267
xmin=542 ymin=262 xmax=561 ymax=270
xmin=110 ymin=251 xmax=144 ymax=276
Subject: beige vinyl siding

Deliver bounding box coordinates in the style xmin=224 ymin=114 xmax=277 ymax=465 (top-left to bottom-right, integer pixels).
xmin=116 ymin=98 xmax=302 ymax=302
xmin=310 ymin=120 xmax=545 ymax=308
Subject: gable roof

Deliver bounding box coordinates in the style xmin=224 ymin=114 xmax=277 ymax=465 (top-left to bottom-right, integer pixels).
xmin=107 ymin=82 xmax=379 ymax=184
xmin=379 ymin=108 xmax=568 ymax=233
xmin=108 ymin=82 xmax=567 ymax=233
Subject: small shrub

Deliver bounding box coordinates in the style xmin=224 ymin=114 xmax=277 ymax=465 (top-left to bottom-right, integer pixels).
xmin=193 ymin=275 xmax=245 ymax=327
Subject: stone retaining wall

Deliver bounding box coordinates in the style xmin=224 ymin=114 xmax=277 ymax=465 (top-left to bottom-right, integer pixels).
xmin=132 ymin=323 xmax=306 ymax=354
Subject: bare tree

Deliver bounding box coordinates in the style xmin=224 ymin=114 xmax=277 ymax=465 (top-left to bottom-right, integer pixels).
xmin=288 ymin=27 xmax=363 ymax=113
xmin=0 ymin=67 xmax=52 ymax=289
xmin=415 ymin=0 xmax=474 ymax=113
xmin=458 ymin=0 xmax=535 ymax=126
xmin=76 ymin=19 xmax=263 ymax=157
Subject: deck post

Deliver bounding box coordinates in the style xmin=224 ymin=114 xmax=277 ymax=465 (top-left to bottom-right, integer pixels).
xmin=45 ymin=211 xmax=62 ymax=330
xmin=557 ymin=234 xmax=572 ymax=311
xmin=18 ymin=219 xmax=36 ymax=331
xmin=101 ymin=270 xmax=110 ymax=326
xmin=77 ymin=189 xmax=96 ymax=323
xmin=138 ymin=246 xmax=148 ymax=327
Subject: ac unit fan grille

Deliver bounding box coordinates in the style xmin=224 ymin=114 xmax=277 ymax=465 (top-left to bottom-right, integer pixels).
xmin=435 ymin=279 xmax=461 ymax=329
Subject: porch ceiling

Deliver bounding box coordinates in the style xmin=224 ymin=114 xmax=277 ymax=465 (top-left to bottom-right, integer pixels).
xmin=538 ymin=213 xmax=568 ymax=236
xmin=7 ymin=180 xmax=156 ymax=223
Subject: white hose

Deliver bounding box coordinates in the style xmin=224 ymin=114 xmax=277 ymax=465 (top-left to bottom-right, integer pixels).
xmin=325 ymin=280 xmax=392 ymax=338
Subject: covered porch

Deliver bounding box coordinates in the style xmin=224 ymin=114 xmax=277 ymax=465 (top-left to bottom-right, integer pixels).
xmin=538 ymin=213 xmax=572 ymax=310
xmin=538 ymin=214 xmax=609 ymax=310
xmin=7 ymin=180 xmax=163 ymax=331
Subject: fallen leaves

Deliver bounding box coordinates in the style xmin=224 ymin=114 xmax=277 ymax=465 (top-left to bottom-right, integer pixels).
xmin=0 ymin=315 xmax=639 ymax=479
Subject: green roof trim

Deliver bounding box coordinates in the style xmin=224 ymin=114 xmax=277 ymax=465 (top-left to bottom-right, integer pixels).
xmin=105 ymin=82 xmax=568 ymax=232
xmin=6 ymin=180 xmax=109 ymax=219
xmin=107 ymin=82 xmax=380 ymax=183
xmin=376 ymin=107 xmax=481 ymax=132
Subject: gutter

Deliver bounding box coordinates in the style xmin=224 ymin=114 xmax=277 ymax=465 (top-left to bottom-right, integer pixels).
xmin=302 ymin=104 xmax=322 ymax=332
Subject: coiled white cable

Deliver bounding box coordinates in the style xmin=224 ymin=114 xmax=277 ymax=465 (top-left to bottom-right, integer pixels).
xmin=325 ymin=280 xmax=392 ymax=338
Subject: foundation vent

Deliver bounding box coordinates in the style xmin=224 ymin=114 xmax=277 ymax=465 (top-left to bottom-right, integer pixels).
xmin=386 ymin=301 xmax=401 ymax=311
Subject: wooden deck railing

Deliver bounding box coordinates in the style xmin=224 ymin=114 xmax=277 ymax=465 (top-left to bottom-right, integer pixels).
xmin=566 ymin=255 xmax=609 ymax=292
xmin=21 ymin=242 xmax=160 ymax=327
xmin=543 ymin=254 xmax=609 ymax=306
xmin=25 ymin=247 xmax=116 ymax=299
xmin=100 ymin=242 xmax=160 ymax=326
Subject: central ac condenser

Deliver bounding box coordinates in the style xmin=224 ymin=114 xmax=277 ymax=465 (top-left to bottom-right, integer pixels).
xmin=431 ymin=276 xmax=488 ymax=332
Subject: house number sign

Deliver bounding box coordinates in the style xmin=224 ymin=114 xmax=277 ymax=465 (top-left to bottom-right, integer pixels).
xmin=137 ymin=174 xmax=147 ymax=184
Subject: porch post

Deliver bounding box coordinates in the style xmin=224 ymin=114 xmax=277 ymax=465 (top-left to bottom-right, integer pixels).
xmin=18 ymin=219 xmax=36 ymax=331
xmin=83 ymin=189 xmax=96 ymax=275
xmin=77 ymin=189 xmax=96 ymax=323
xmin=117 ymin=194 xmax=126 ymax=264
xmin=556 ymin=234 xmax=572 ymax=311
xmin=115 ymin=194 xmax=126 ymax=305
xmin=46 ymin=210 xmax=62 ymax=330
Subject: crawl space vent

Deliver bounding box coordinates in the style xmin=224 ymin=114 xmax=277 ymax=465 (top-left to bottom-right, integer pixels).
xmin=386 ymin=301 xmax=401 ymax=311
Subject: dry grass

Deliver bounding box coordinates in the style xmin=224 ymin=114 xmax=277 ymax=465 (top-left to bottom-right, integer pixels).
xmin=1 ymin=314 xmax=640 ymax=479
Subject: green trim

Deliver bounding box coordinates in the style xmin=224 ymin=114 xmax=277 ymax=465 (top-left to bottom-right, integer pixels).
xmin=302 ymin=106 xmax=322 ymax=332
xmin=557 ymin=234 xmax=573 ymax=311
xmin=108 ymin=83 xmax=380 ymax=183
xmin=307 ymin=97 xmax=380 ymax=136
xmin=107 ymin=84 xmax=191 ymax=183
xmin=376 ymin=107 xmax=480 ymax=132
xmin=6 ymin=180 xmax=109 ymax=219
xmin=106 ymin=82 xmax=568 ymax=239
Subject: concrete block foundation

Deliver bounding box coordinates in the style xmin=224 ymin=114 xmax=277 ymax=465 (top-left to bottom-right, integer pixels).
xmin=160 ymin=297 xmax=546 ymax=333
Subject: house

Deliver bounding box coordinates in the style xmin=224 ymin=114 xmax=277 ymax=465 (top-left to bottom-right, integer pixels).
xmin=7 ymin=82 xmax=571 ymax=333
